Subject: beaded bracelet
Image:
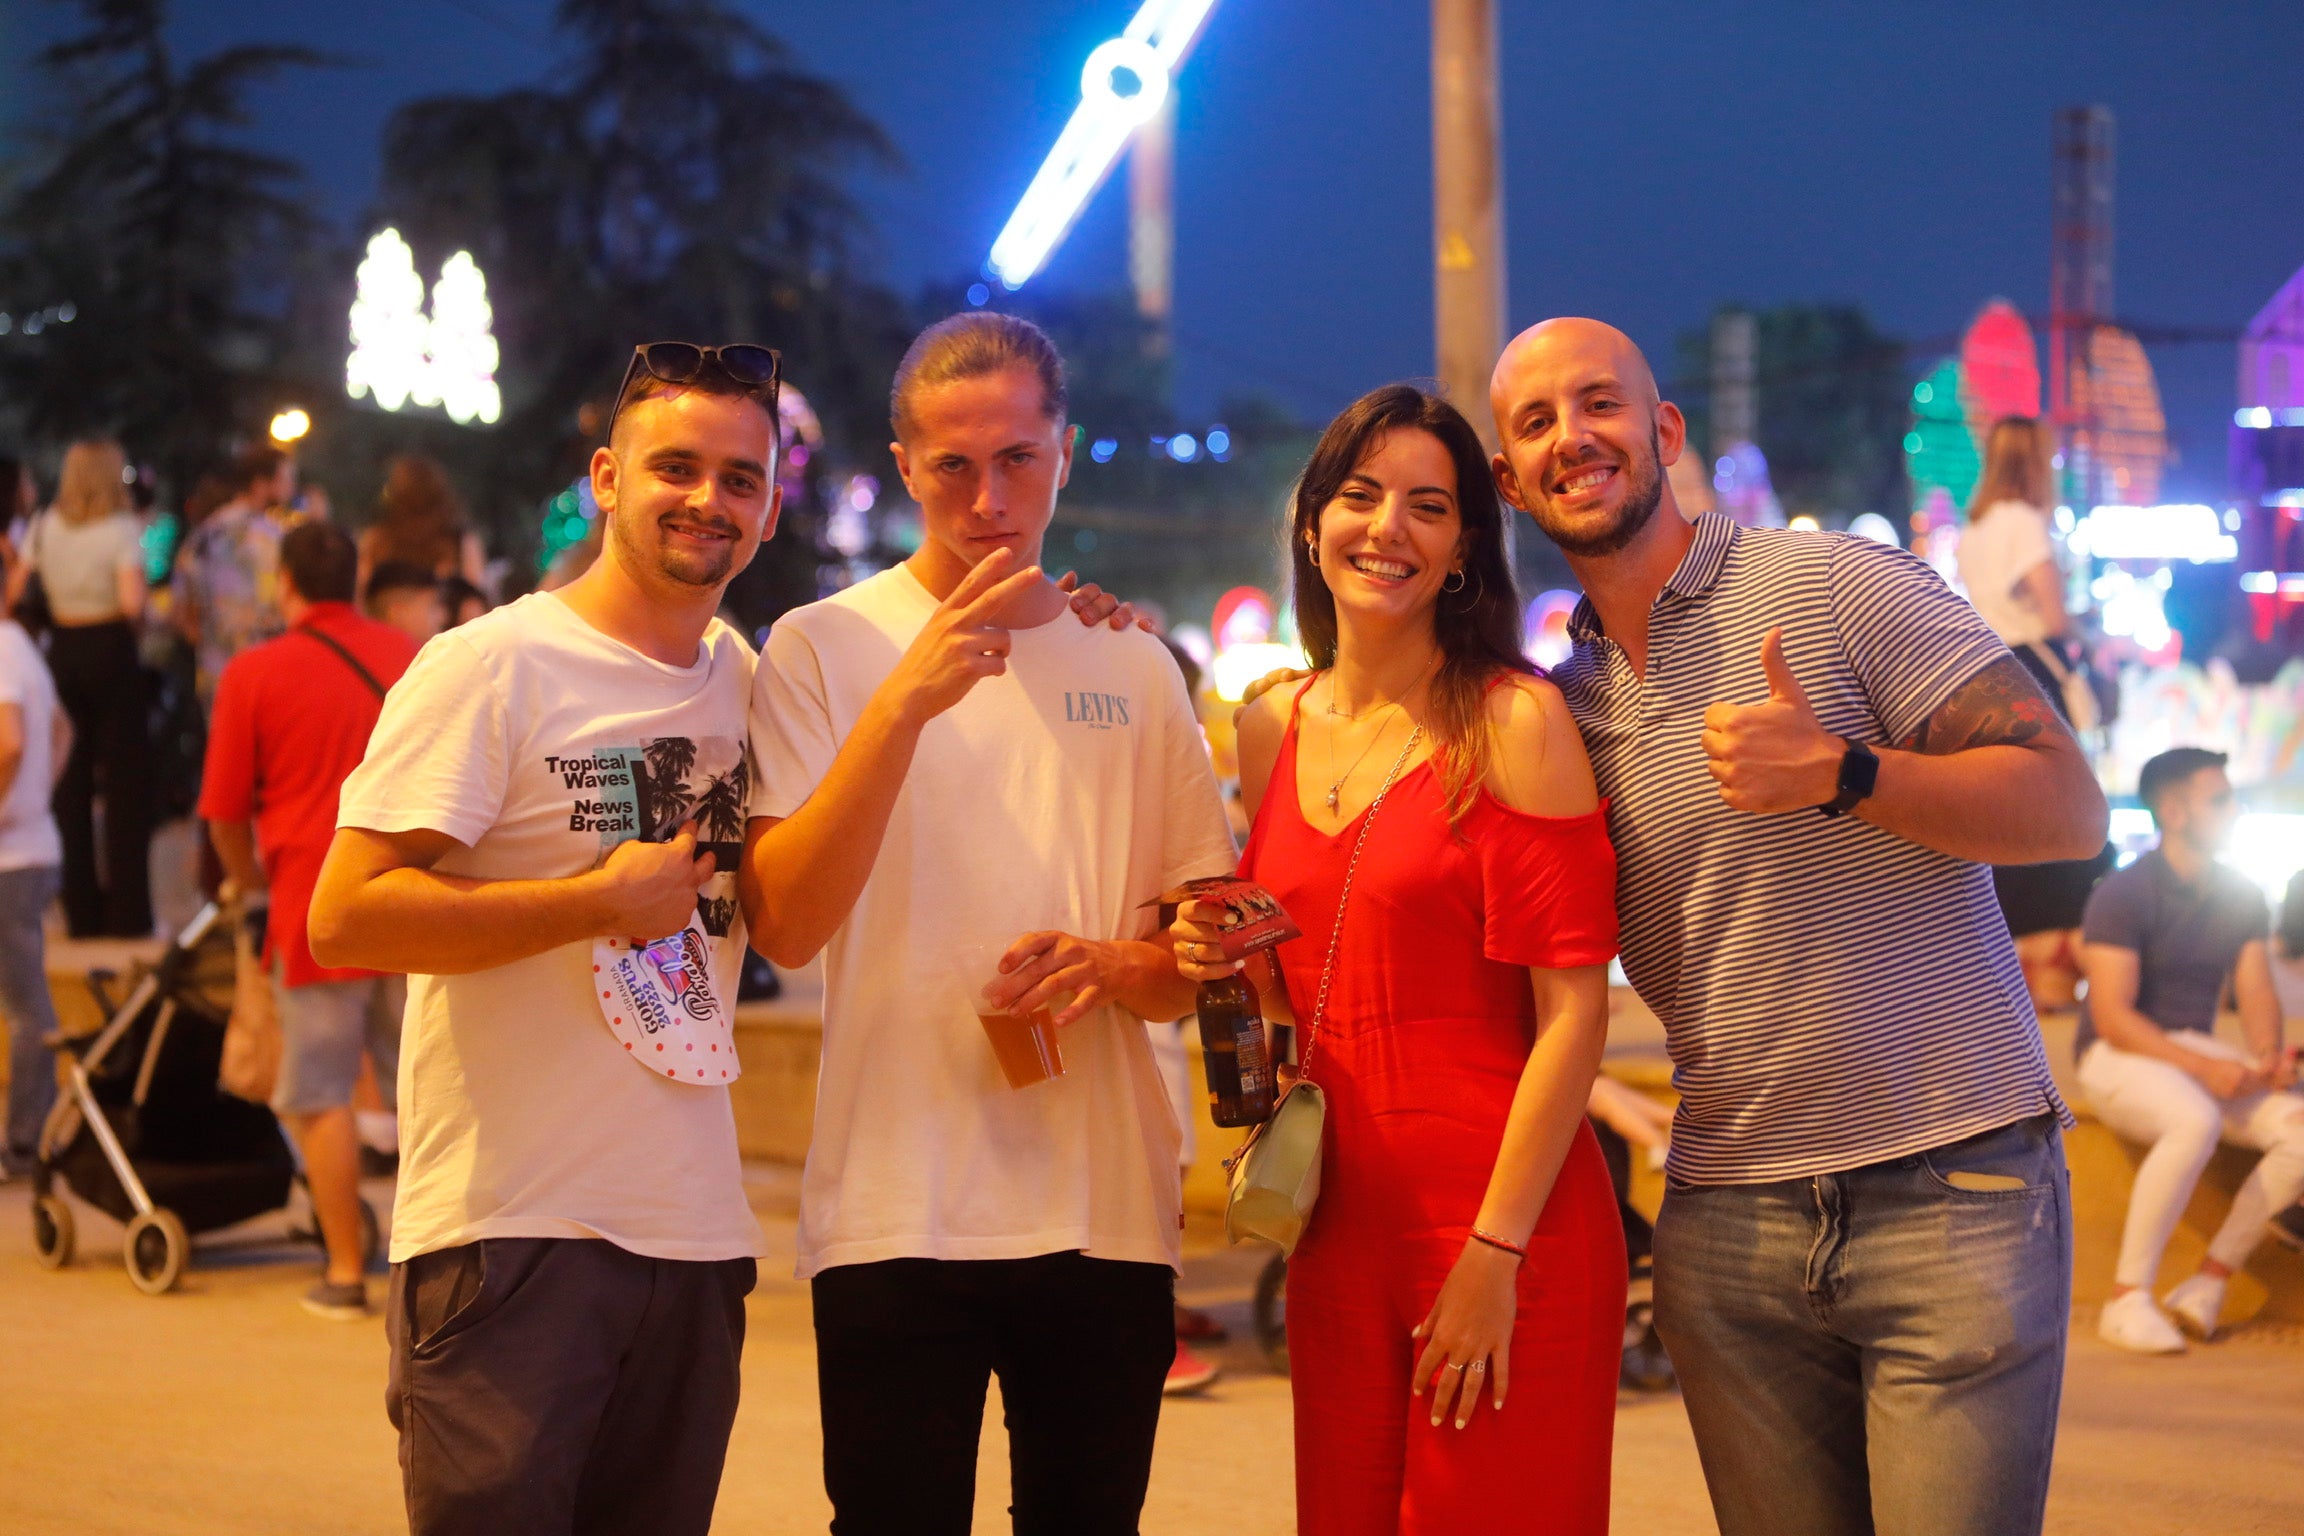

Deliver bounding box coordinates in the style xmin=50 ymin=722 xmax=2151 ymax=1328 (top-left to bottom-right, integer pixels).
xmin=1469 ymin=1227 xmax=1528 ymax=1260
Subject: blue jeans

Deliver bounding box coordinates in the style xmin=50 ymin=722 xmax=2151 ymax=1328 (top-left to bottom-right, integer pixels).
xmin=0 ymin=864 xmax=62 ymax=1166
xmin=1652 ymin=1114 xmax=2071 ymax=1536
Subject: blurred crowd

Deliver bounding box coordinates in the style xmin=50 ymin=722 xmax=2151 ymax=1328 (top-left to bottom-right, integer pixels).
xmin=0 ymin=441 xmax=520 ymax=942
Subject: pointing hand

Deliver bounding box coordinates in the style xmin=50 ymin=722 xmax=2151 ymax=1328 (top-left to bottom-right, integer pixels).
xmin=878 ymin=548 xmax=1046 ymax=728
xmin=1699 ymin=627 xmax=1845 ymax=815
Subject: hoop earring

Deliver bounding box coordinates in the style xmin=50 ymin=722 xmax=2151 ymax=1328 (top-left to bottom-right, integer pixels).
xmin=1441 ymin=569 xmax=1466 ymax=593
xmin=1307 ymin=541 xmax=1321 ymax=568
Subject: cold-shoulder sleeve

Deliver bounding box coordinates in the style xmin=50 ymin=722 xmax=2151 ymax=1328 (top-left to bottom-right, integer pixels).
xmin=1471 ymin=798 xmax=1619 ymax=969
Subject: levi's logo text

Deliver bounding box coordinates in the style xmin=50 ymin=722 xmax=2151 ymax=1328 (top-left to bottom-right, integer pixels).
xmin=1063 ymin=690 xmax=1131 ymax=729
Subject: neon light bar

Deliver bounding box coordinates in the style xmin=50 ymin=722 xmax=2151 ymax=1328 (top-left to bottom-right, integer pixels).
xmin=986 ymin=0 xmax=1219 ymax=290
xmin=2235 ymin=407 xmax=2304 ymax=428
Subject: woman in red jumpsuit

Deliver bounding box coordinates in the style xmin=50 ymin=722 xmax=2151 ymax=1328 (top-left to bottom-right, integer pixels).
xmin=1176 ymin=386 xmax=1624 ymax=1534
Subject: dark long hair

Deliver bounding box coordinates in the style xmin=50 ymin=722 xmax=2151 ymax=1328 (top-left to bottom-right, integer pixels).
xmin=1289 ymin=384 xmax=1532 ymax=822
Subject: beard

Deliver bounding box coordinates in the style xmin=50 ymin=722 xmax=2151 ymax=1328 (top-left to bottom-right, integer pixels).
xmin=611 ymin=505 xmax=742 ymax=590
xmin=1523 ymin=428 xmax=1666 ymax=558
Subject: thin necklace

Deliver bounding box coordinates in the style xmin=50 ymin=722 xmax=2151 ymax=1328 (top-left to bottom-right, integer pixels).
xmin=1320 ymin=653 xmax=1439 ymax=815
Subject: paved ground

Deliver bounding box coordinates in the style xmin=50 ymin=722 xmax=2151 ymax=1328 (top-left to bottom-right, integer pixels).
xmin=3 ymin=1166 xmax=2301 ymax=1535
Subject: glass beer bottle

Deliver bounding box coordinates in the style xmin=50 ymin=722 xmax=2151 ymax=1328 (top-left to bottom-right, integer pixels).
xmin=1196 ymin=971 xmax=1276 ymax=1127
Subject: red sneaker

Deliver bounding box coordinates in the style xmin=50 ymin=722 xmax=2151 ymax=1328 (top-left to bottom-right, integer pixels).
xmin=1174 ymin=1303 xmax=1228 ymax=1343
xmin=1163 ymin=1339 xmax=1221 ymax=1396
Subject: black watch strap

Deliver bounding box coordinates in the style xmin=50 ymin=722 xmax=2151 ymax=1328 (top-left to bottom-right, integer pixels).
xmin=1820 ymin=737 xmax=1879 ymax=818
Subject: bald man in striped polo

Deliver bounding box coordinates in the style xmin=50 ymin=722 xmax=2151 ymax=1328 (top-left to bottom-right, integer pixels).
xmin=1491 ymin=318 xmax=2108 ymax=1536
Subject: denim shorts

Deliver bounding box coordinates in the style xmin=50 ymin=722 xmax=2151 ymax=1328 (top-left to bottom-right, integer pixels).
xmin=270 ymin=970 xmax=403 ymax=1116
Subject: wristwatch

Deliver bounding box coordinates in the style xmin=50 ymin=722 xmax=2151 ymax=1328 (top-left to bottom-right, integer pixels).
xmin=1819 ymin=737 xmax=1878 ymax=818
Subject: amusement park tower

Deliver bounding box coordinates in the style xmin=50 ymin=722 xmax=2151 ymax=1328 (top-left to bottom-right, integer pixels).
xmin=2049 ymin=107 xmax=2114 ymax=500
xmin=2049 ymin=106 xmax=2166 ymax=506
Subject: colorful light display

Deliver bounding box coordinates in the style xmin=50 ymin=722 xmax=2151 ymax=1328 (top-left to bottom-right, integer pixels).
xmin=346 ymin=229 xmax=429 ymax=413
xmin=2240 ymin=259 xmax=2304 ymax=413
xmin=1957 ymin=300 xmax=2041 ymax=442
xmin=426 ymin=252 xmax=502 ymax=426
xmin=346 ymin=228 xmax=501 ymax=427
xmin=986 ymin=0 xmax=1218 ymax=290
xmin=2066 ymin=325 xmax=2166 ymax=505
xmin=1905 ymin=358 xmax=1980 ymax=514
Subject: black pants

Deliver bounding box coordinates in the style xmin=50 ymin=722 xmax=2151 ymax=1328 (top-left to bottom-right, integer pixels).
xmin=812 ymin=1252 xmax=1175 ymax=1536
xmin=386 ymin=1238 xmax=755 ymax=1536
xmin=45 ymin=620 xmax=150 ymax=937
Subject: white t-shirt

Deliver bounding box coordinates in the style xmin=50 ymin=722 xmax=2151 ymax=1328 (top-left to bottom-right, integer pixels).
xmin=30 ymin=510 xmax=143 ymax=624
xmin=338 ymin=591 xmax=764 ymax=1264
xmin=750 ymin=565 xmax=1237 ymax=1278
xmin=1956 ymin=500 xmax=2060 ymax=646
xmin=0 ymin=620 xmax=62 ymax=871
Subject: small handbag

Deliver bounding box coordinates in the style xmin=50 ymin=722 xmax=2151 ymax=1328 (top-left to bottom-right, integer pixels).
xmin=1224 ymin=724 xmax=1424 ymax=1255
xmin=2021 ymin=637 xmax=2101 ymax=735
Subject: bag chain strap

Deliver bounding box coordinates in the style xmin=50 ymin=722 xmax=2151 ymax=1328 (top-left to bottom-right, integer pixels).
xmin=1297 ymin=724 xmax=1423 ymax=1080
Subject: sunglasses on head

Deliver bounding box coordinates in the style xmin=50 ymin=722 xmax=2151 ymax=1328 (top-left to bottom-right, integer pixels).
xmin=610 ymin=341 xmax=782 ymax=435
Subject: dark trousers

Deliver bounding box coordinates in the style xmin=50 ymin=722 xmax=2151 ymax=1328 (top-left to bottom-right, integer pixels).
xmin=46 ymin=620 xmax=150 ymax=937
xmin=386 ymin=1237 xmax=755 ymax=1536
xmin=812 ymin=1252 xmax=1175 ymax=1536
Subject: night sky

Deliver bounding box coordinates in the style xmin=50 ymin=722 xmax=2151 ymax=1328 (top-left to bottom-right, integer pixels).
xmin=7 ymin=0 xmax=2303 ymax=500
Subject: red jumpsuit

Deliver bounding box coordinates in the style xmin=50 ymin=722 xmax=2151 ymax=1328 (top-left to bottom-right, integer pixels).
xmin=1239 ymin=698 xmax=1626 ymax=1535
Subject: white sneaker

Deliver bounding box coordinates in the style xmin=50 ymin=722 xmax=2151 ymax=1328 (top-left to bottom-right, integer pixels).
xmin=2163 ymin=1273 xmax=2227 ymax=1341
xmin=2098 ymin=1289 xmax=2187 ymax=1354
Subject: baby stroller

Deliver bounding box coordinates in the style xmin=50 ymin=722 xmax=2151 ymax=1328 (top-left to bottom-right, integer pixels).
xmin=27 ymin=903 xmax=375 ymax=1294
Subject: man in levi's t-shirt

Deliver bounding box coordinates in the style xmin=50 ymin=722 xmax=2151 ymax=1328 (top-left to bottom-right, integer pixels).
xmin=310 ymin=350 xmax=782 ymax=1536
xmin=742 ymin=313 xmax=1237 ymax=1535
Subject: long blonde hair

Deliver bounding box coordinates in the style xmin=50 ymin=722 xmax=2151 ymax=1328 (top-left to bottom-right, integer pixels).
xmin=1968 ymin=417 xmax=2055 ymax=523
xmin=53 ymin=439 xmax=129 ymax=526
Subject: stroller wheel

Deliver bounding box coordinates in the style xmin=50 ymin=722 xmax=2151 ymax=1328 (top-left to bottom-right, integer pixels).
xmin=32 ymin=1194 xmax=75 ymax=1269
xmin=1252 ymin=1251 xmax=1290 ymax=1376
xmin=124 ymin=1209 xmax=190 ymax=1295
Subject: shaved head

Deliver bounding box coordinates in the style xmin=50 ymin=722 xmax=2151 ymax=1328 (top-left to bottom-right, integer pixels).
xmin=1488 ymin=316 xmax=1685 ymax=560
xmin=1489 ymin=317 xmax=1660 ymax=424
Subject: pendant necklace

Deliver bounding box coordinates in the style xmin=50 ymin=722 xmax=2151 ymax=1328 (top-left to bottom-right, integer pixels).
xmin=1322 ymin=653 xmax=1440 ymax=815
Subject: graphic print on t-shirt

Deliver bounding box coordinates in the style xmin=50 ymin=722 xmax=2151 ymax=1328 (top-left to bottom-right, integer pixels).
xmin=548 ymin=734 xmax=750 ymax=937
xmin=557 ymin=734 xmax=751 ymax=1086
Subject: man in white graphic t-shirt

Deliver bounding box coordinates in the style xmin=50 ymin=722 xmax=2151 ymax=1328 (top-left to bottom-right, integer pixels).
xmin=311 ymin=343 xmax=782 ymax=1536
xmin=742 ymin=313 xmax=1236 ymax=1534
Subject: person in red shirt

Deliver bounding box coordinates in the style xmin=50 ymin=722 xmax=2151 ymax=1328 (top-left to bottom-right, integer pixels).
xmin=200 ymin=520 xmax=419 ymax=1319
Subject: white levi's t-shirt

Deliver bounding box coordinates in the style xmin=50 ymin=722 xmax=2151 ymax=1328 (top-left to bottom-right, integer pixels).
xmin=338 ymin=591 xmax=764 ymax=1264
xmin=750 ymin=565 xmax=1237 ymax=1279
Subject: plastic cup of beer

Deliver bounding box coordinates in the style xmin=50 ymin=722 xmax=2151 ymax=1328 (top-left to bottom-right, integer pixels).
xmin=966 ymin=940 xmax=1064 ymax=1090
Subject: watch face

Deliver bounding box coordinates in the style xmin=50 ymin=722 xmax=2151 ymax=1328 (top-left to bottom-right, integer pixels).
xmin=1841 ymin=742 xmax=1880 ymax=797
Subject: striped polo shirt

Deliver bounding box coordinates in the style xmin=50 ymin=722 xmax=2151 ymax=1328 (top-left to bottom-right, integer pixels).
xmin=1553 ymin=513 xmax=2071 ymax=1184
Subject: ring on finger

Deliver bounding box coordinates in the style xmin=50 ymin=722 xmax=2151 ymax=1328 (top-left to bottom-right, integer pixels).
xmin=1443 ymin=1362 xmax=1464 ymax=1374
xmin=1466 ymin=1359 xmax=1487 ymax=1374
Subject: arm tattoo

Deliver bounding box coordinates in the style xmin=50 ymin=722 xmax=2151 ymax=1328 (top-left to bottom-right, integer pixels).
xmin=1899 ymin=655 xmax=2062 ymax=755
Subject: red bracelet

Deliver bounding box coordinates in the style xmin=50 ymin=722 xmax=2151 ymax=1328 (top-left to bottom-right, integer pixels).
xmin=1469 ymin=1227 xmax=1527 ymax=1260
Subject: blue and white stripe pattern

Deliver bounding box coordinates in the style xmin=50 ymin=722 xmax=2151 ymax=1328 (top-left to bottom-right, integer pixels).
xmin=1553 ymin=514 xmax=2071 ymax=1185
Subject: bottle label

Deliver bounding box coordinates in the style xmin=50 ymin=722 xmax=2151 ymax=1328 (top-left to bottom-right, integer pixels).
xmin=1235 ymin=1016 xmax=1272 ymax=1098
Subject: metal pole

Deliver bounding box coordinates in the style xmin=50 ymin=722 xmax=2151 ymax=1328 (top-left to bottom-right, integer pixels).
xmin=1432 ymin=0 xmax=1505 ymax=450
xmin=1128 ymin=91 xmax=1176 ymax=358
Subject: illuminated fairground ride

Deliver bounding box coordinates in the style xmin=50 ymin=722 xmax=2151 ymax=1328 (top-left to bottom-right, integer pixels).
xmin=984 ymin=0 xmax=1218 ymax=301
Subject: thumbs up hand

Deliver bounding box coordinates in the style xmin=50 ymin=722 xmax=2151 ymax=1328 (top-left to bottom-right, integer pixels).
xmin=1700 ymin=627 xmax=1846 ymax=814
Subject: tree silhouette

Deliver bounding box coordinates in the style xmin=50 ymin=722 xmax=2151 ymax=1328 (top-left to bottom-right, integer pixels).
xmin=691 ymin=764 xmax=747 ymax=846
xmin=0 ymin=0 xmax=328 ymax=488
xmin=373 ymin=0 xmax=906 ymax=519
xmin=640 ymin=736 xmax=699 ymax=835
